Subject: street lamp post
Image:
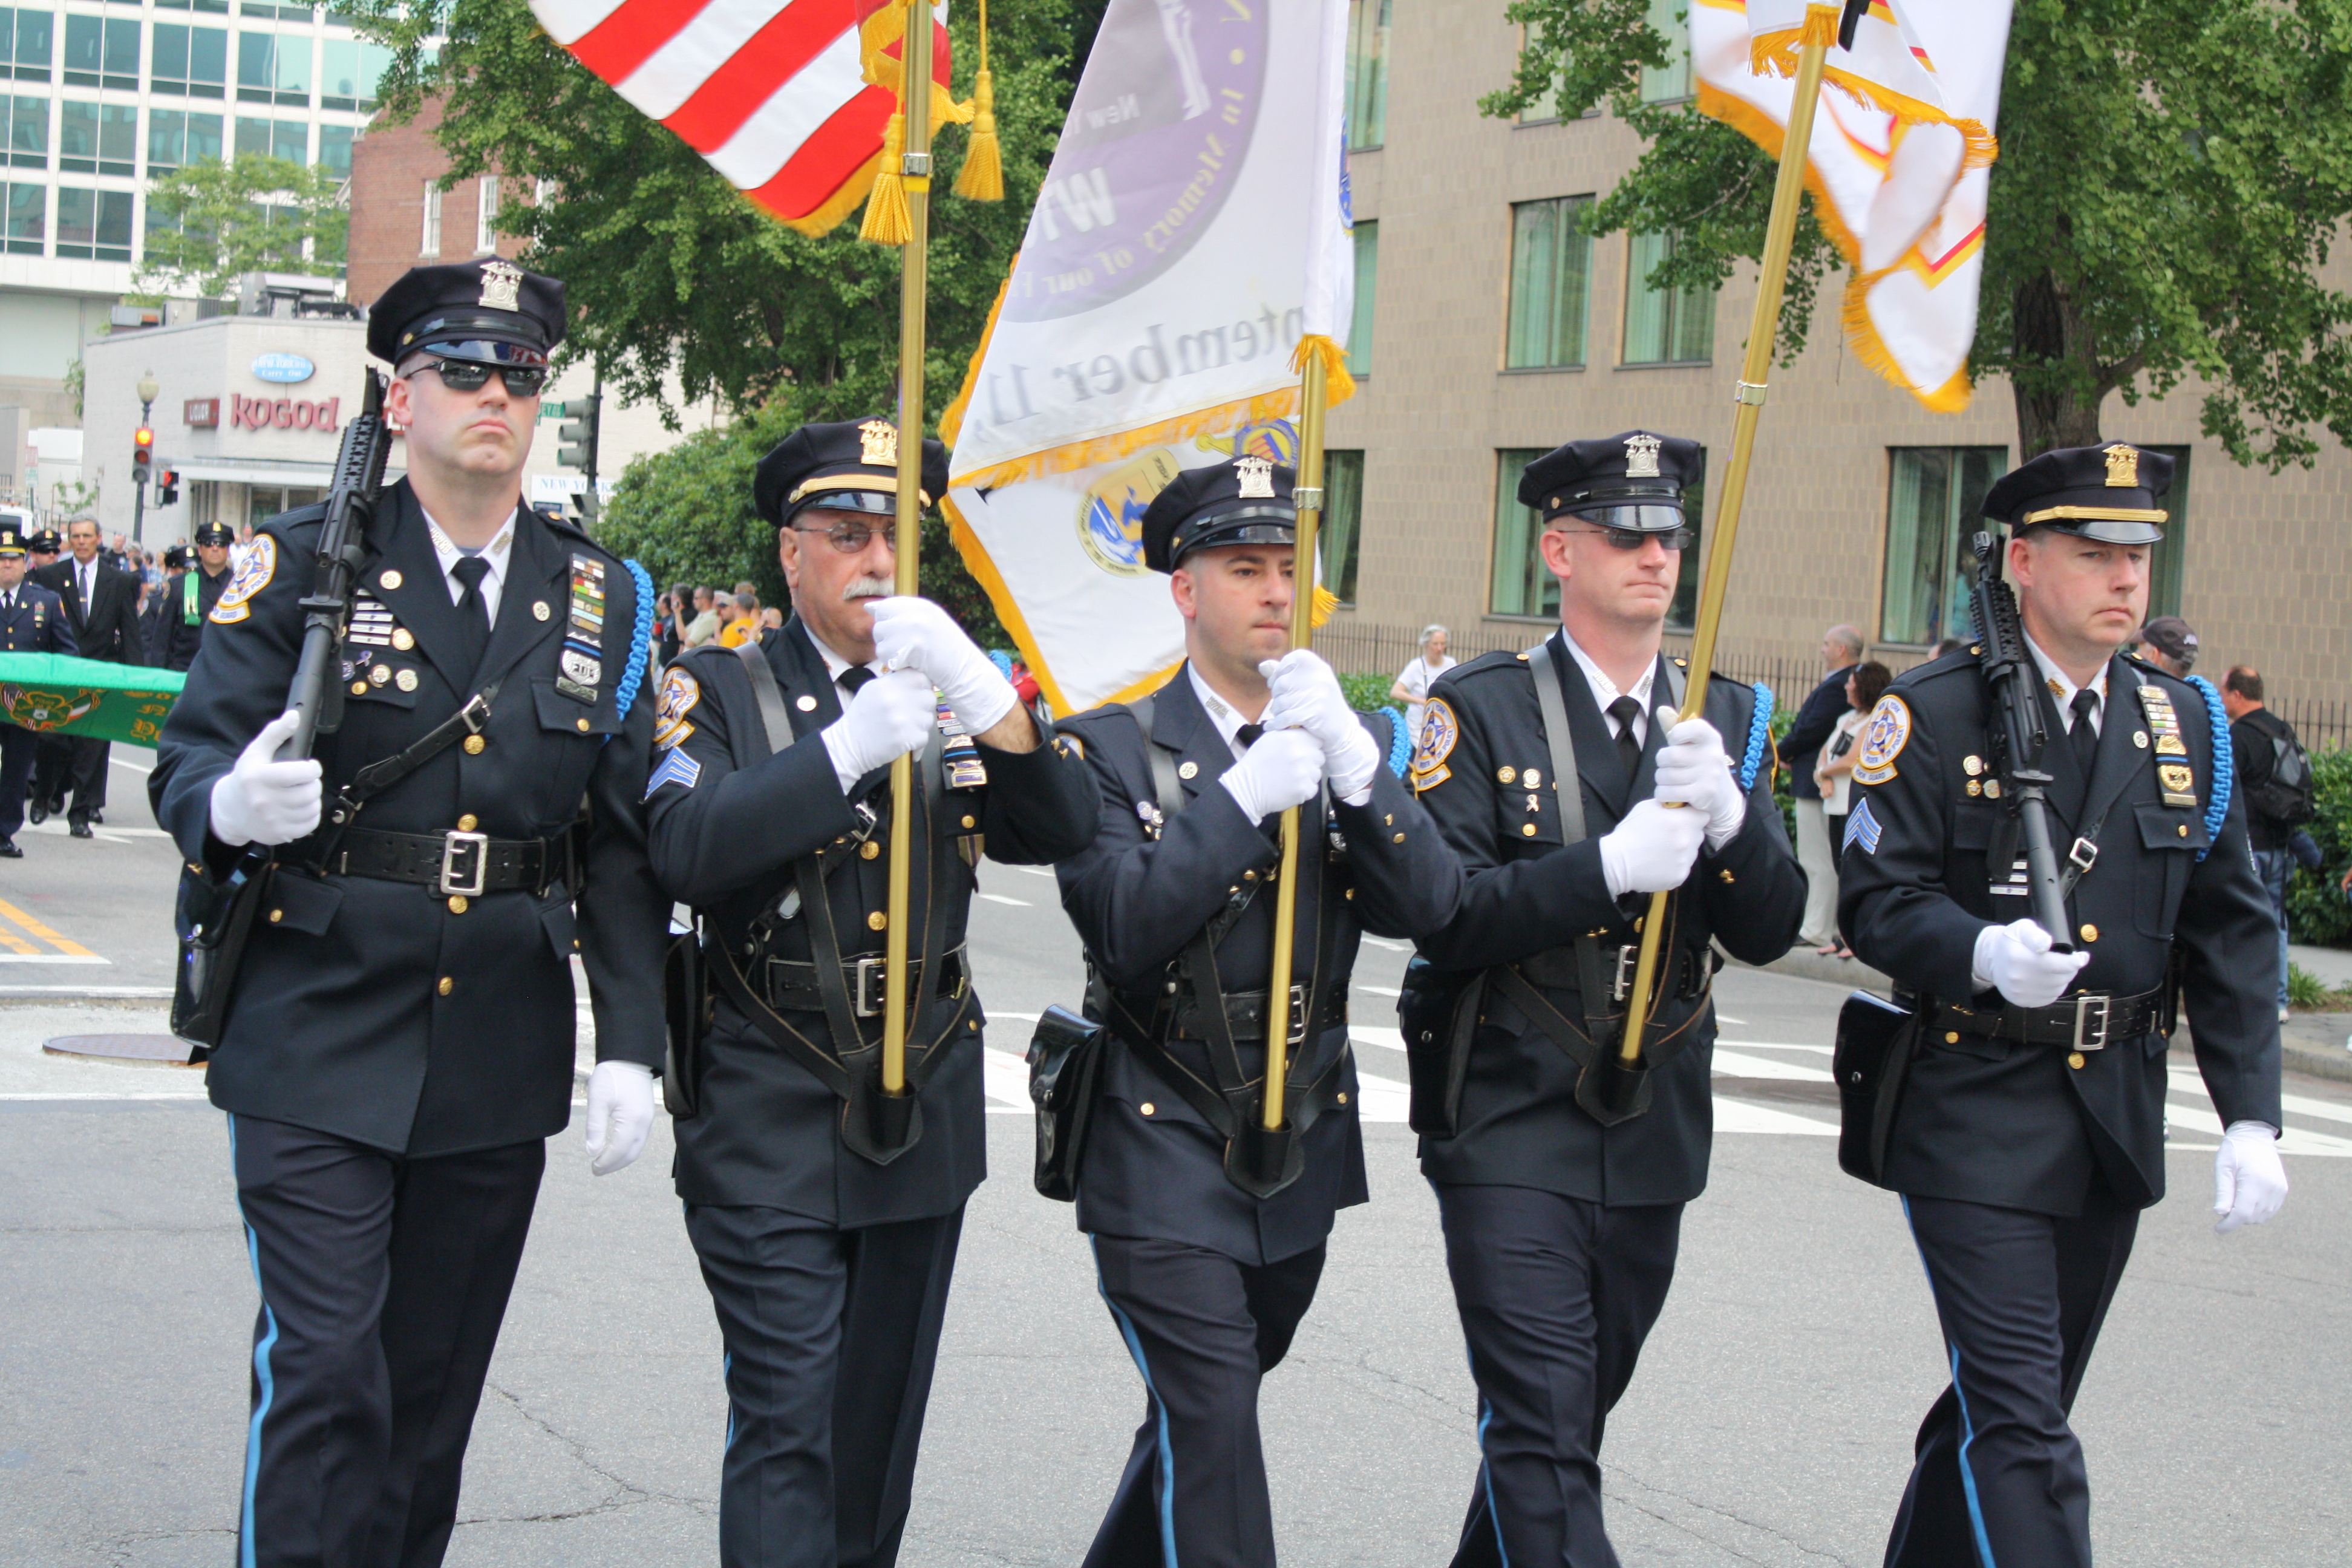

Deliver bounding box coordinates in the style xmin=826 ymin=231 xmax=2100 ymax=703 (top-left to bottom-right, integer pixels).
xmin=132 ymin=371 xmax=160 ymax=546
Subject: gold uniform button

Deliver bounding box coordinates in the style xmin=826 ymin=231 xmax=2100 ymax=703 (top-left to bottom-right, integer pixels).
xmin=1140 ymin=1102 xmax=1156 ymax=1116
xmin=1945 ymin=1031 xmax=1961 ymax=1044
xmin=447 ymin=895 xmax=469 ymax=914
xmin=1344 ymin=887 xmax=1355 ymax=900
xmin=2068 ymin=1051 xmax=2086 ymax=1070
xmin=1336 ymin=1091 xmax=1348 ymax=1105
xmin=464 ymin=734 xmax=486 ymax=755
xmin=2079 ymin=923 xmax=2099 ymax=943
xmin=1966 ymin=780 xmax=1983 ymax=797
xmin=1497 ymin=766 xmax=1516 ymax=783
xmin=2178 ymin=824 xmax=2189 ymax=838
xmin=1393 ymin=831 xmax=1407 ymax=843
xmin=867 ymin=910 xmax=887 ymax=931
xmin=268 ymin=909 xmax=283 ymax=923
xmin=456 ymin=814 xmax=479 ymax=832
xmin=437 ymin=976 xmax=454 ymax=996
xmin=1521 ymin=823 xmax=1538 ymax=837
xmin=391 ymin=627 xmax=414 ymax=651
xmin=350 ymin=680 xmax=368 ymax=696
xmin=1719 ymin=869 xmax=1735 ymax=883
xmin=860 ymin=841 xmax=880 ymax=860
xmin=576 ymin=717 xmax=591 ymax=731
xmin=961 ymin=814 xmax=976 ymax=829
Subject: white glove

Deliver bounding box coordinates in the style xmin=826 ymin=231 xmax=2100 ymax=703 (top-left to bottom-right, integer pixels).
xmin=584 ymin=1060 xmax=656 ymax=1176
xmin=820 ymin=667 xmax=937 ymax=794
xmin=868 ymin=596 xmax=1017 ymax=737
xmin=1258 ymin=650 xmax=1379 ymax=804
xmin=2213 ymin=1121 xmax=2288 ymax=1233
xmin=1650 ymin=705 xmax=1745 ymax=849
xmin=1598 ymin=797 xmax=1707 ymax=896
xmin=207 ymin=710 xmax=323 ymax=848
xmin=1219 ymin=727 xmax=1325 ymax=823
xmin=1970 ymin=918 xmax=2091 ymax=1008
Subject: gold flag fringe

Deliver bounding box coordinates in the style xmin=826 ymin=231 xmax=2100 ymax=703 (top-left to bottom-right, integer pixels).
xmin=860 ymin=110 xmax=913 ymax=245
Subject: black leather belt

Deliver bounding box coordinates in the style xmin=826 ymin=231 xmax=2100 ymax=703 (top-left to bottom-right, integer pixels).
xmin=332 ymin=827 xmax=566 ymax=897
xmin=1930 ymin=987 xmax=2164 ymax=1052
xmin=1517 ymin=940 xmax=1716 ymax=1004
xmin=1174 ymin=984 xmax=1350 ymax=1047
xmin=761 ymin=947 xmax=969 ymax=1019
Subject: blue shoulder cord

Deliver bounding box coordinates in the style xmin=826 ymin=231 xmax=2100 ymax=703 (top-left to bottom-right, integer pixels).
xmin=2185 ymin=672 xmax=2230 ymax=861
xmin=1385 ymin=705 xmax=1413 ymax=777
xmin=604 ymin=559 xmax=656 ymax=740
xmin=1736 ymin=682 xmax=1774 ymax=792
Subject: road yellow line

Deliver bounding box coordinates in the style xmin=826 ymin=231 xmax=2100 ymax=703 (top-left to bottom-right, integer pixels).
xmin=0 ymin=898 xmax=96 ymax=956
xmin=0 ymin=921 xmax=37 ymax=955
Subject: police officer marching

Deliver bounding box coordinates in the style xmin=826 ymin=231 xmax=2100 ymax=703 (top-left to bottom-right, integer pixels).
xmin=0 ymin=519 xmax=76 ymax=857
xmin=1837 ymin=443 xmax=2287 ymax=1567
xmin=642 ymin=418 xmax=1099 ymax=1568
xmin=148 ymin=258 xmax=672 ymax=1568
xmin=1051 ymin=456 xmax=1460 ymax=1567
xmin=1404 ymin=432 xmax=1806 ymax=1567
xmin=160 ymin=520 xmax=238 ymax=671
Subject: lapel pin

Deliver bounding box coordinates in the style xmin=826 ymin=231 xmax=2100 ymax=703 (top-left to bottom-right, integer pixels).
xmin=378 ymin=569 xmax=402 ymax=590
xmin=1178 ymin=760 xmax=1198 ymax=780
xmin=533 ymin=601 xmax=551 ymax=621
xmin=796 ymin=694 xmax=819 ymax=712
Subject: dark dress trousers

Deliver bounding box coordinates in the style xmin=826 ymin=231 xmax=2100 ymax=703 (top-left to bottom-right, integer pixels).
xmin=0 ymin=580 xmax=76 ymax=840
xmin=645 ymin=616 xmax=1097 ymax=1568
xmin=1838 ymin=647 xmax=2281 ymax=1568
xmin=34 ymin=553 xmax=145 ymax=822
xmin=1409 ymin=633 xmax=1806 ymax=1568
xmin=1054 ymin=667 xmax=1462 ymax=1568
xmin=149 ymin=482 xmax=670 ymax=1568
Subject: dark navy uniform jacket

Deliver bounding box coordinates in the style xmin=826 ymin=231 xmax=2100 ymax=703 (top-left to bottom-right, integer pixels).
xmin=1837 ymin=648 xmax=2282 ymax=1215
xmin=1055 ymin=667 xmax=1462 ymax=1265
xmin=159 ymin=564 xmax=231 ymax=671
xmin=151 ymin=481 xmax=670 ymax=1156
xmin=1410 ymin=634 xmax=1807 ymax=1206
xmin=0 ymin=580 xmax=75 ymax=653
xmin=646 ymin=618 xmax=1099 ymax=1227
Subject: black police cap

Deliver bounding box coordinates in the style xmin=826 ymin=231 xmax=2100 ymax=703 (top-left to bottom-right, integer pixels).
xmin=0 ymin=521 xmax=25 ymax=557
xmin=1139 ymin=456 xmax=1297 ymax=573
xmin=1519 ymin=430 xmax=1702 ymax=532
xmin=1981 ymin=443 xmax=2172 ymax=544
xmin=193 ymin=521 xmax=234 ymax=547
xmin=28 ymin=529 xmax=60 ymax=554
xmin=367 ymin=258 xmax=566 ymax=368
xmin=163 ymin=544 xmax=194 ymax=569
xmin=753 ymin=419 xmax=950 ymax=529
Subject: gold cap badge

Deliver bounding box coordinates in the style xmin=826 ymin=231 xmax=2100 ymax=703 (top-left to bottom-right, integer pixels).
xmin=477 ymin=258 xmax=524 ymax=313
xmin=1233 ymin=454 xmax=1276 ymax=499
xmin=1624 ymin=433 xmax=1663 ymax=479
xmin=858 ymin=419 xmax=898 ymax=468
xmin=2103 ymin=444 xmax=2140 ymax=488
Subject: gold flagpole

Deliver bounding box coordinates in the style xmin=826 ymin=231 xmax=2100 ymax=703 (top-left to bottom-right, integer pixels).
xmin=1608 ymin=10 xmax=1835 ymax=1096
xmin=881 ymin=0 xmax=935 ymax=1099
xmin=1259 ymin=351 xmax=1329 ymax=1132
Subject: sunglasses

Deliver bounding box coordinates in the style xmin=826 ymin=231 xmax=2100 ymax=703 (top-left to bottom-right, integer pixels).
xmin=794 ymin=518 xmax=900 ymax=555
xmin=1563 ymin=526 xmax=1696 ymax=551
xmin=404 ymin=358 xmax=548 ymax=398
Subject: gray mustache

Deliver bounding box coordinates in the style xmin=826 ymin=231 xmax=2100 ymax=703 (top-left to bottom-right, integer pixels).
xmin=843 ymin=576 xmax=894 ymax=601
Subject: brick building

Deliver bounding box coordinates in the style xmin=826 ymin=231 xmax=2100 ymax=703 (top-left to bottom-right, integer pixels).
xmin=347 ymin=96 xmax=521 ymax=308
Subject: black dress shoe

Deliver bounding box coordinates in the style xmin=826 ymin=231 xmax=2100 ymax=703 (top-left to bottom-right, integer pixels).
xmin=68 ymin=820 xmax=92 ymax=839
xmin=0 ymin=838 xmax=20 ymax=858
xmin=88 ymin=809 xmax=102 ymax=825
xmin=27 ymin=801 xmax=45 ymax=826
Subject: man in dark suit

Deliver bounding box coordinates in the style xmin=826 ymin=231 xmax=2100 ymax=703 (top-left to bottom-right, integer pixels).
xmin=0 ymin=520 xmax=77 ymax=855
xmin=1406 ymin=431 xmax=1807 ymax=1567
xmin=642 ymin=418 xmax=1099 ymax=1568
xmin=1838 ymin=442 xmax=2285 ymax=1567
xmin=150 ymin=258 xmax=671 ymax=1568
xmin=1777 ymin=623 xmax=1863 ymax=952
xmin=160 ymin=523 xmax=238 ymax=671
xmin=1052 ymin=458 xmax=1461 ymax=1567
xmin=34 ymin=515 xmax=145 ymax=835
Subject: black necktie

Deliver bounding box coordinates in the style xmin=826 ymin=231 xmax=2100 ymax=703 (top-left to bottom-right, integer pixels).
xmin=838 ymin=664 xmax=875 ymax=700
xmin=1235 ymin=722 xmax=1264 ymax=750
xmin=2069 ymin=688 xmax=2099 ymax=778
xmin=449 ymin=557 xmax=492 ymax=676
xmin=1607 ymin=695 xmax=1644 ymax=782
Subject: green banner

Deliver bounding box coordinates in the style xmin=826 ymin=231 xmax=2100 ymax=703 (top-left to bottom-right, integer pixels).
xmin=0 ymin=653 xmax=186 ymax=748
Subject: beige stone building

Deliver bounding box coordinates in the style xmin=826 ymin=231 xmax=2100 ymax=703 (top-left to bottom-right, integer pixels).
xmin=1319 ymin=0 xmax=2352 ymax=742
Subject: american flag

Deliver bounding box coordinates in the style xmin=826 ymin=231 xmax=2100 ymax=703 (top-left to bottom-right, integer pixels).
xmin=529 ymin=0 xmax=953 ymax=235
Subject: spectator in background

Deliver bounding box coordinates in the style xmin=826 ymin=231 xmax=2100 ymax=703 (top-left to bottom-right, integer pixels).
xmin=1814 ymin=660 xmax=1893 ymax=958
xmin=2131 ymin=615 xmax=2199 ymax=678
xmin=659 ymin=581 xmax=690 ymax=664
xmin=683 ymin=584 xmax=722 ymax=647
xmin=1778 ymin=624 xmax=1865 ymax=954
xmin=2222 ymin=665 xmax=2305 ymax=1022
xmin=1390 ymin=623 xmax=1455 ymax=742
xmin=717 ymin=590 xmax=762 ymax=648
xmin=759 ymin=605 xmax=784 ymax=631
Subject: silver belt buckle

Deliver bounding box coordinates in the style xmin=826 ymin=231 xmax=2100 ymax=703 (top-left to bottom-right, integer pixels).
xmin=438 ymin=830 xmax=489 ymax=897
xmin=1610 ymin=944 xmax=1640 ymax=1003
xmin=2071 ymin=992 xmax=2111 ymax=1051
xmin=1286 ymin=982 xmax=1310 ymax=1048
xmin=2068 ymin=837 xmax=2099 ymax=875
xmin=852 ymin=956 xmax=887 ymax=1018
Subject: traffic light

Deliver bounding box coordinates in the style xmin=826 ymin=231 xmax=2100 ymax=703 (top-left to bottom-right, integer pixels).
xmin=132 ymin=425 xmax=154 ymax=485
xmin=156 ymin=464 xmax=180 ymax=506
xmin=556 ymin=395 xmax=600 ymax=475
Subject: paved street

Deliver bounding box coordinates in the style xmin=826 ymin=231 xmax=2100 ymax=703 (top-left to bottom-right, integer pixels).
xmin=2 ymin=783 xmax=2349 ymax=1566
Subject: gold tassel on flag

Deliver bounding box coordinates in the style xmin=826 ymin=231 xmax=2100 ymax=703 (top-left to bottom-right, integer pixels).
xmin=861 ymin=108 xmax=913 ymax=244
xmin=952 ymin=0 xmax=1002 ymax=200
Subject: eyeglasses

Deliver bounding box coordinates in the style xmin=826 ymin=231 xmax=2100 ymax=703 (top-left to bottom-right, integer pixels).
xmin=403 ymin=359 xmax=548 ymax=398
xmin=1562 ymin=526 xmax=1695 ymax=552
xmin=794 ymin=518 xmax=900 ymax=555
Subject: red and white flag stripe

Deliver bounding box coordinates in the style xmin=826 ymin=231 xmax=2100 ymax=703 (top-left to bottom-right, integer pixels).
xmin=530 ymin=0 xmax=952 ymax=233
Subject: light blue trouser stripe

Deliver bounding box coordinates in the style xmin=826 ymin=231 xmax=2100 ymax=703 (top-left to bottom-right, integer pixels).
xmin=724 ymin=1351 xmax=735 ymax=1452
xmin=1475 ymin=1396 xmax=1511 ymax=1567
xmin=1900 ymin=1197 xmax=2000 ymax=1568
xmin=1091 ymin=1238 xmax=1180 ymax=1568
xmin=228 ymin=1114 xmax=281 ymax=1568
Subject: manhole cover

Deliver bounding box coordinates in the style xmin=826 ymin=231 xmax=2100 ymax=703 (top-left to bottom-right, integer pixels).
xmin=42 ymin=1034 xmax=201 ymax=1066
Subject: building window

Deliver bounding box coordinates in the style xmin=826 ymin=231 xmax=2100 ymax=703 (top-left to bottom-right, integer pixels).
xmin=3 ymin=177 xmax=41 ymax=252
xmin=317 ymin=121 xmax=350 ymax=177
xmin=2146 ymin=445 xmax=2190 ymax=620
xmin=475 ymin=173 xmax=497 ymax=252
xmin=319 ymin=36 xmax=388 ymax=111
xmin=3 ymin=92 xmax=44 ymax=167
xmin=62 ymin=15 xmax=139 ymax=91
xmin=157 ymin=0 xmax=235 ymax=10
xmin=235 ymin=114 xmax=307 ymax=163
xmin=150 ymin=106 xmax=220 ymax=169
xmin=1324 ymin=450 xmax=1365 ymax=604
xmin=1491 ymin=448 xmax=1555 ymax=618
xmin=1347 ymin=220 xmax=1377 ymax=377
xmin=2 ymin=7 xmax=53 ymax=82
xmin=60 ymin=100 xmax=135 ymax=175
xmin=152 ymin=23 xmax=229 ymax=97
xmin=237 ymin=27 xmax=308 ymax=105
xmin=1622 ymin=229 xmax=1713 ymax=365
xmin=1880 ymin=446 xmax=2008 ymax=646
xmin=1345 ymin=0 xmax=1389 ymax=151
xmin=1639 ymin=0 xmax=1690 ymax=103
xmin=1506 ymin=195 xmax=1592 ymax=370
xmin=420 ymin=178 xmax=440 ymax=255
xmin=56 ymin=186 xmax=131 ymax=260
xmin=1665 ymin=453 xmax=1706 ymax=632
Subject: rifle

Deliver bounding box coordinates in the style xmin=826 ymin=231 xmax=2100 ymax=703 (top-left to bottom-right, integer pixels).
xmin=1968 ymin=529 xmax=2074 ymax=950
xmin=171 ymin=370 xmax=391 ymax=1049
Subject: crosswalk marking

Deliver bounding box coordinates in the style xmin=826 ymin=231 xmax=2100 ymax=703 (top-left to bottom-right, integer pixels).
xmin=976 ymin=893 xmax=1032 ymax=907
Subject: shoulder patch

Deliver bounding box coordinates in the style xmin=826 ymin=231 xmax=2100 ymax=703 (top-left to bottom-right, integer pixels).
xmin=209 ymin=535 xmax=276 ymax=624
xmin=1852 ymin=694 xmax=1910 ymax=785
xmin=1056 ymin=731 xmax=1085 ymax=761
xmin=645 ymin=746 xmax=702 ymax=800
xmin=653 ymin=667 xmax=700 ymax=751
xmin=1411 ymin=696 xmax=1458 ymax=789
xmin=1844 ymin=796 xmax=1883 ymax=855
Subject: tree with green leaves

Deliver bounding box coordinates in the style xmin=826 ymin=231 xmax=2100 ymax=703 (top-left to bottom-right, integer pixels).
xmin=1486 ymin=0 xmax=2352 ymax=466
xmin=134 ymin=155 xmax=349 ymax=301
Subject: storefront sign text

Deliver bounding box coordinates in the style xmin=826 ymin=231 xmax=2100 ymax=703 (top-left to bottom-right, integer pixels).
xmin=230 ymin=394 xmax=341 ymax=434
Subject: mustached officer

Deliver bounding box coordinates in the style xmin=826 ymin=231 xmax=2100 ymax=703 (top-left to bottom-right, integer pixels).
xmin=642 ymin=418 xmax=1098 ymax=1568
xmin=1052 ymin=455 xmax=1462 ymax=1567
xmin=0 ymin=520 xmax=76 ymax=858
xmin=1405 ymin=432 xmax=1805 ymax=1567
xmin=1838 ymin=443 xmax=2285 ymax=1567
xmin=159 ymin=520 xmax=239 ymax=671
xmin=148 ymin=258 xmax=671 ymax=1568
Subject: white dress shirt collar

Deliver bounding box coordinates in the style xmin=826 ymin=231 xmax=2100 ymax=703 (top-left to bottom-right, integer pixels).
xmin=1187 ymin=663 xmax=1261 ymax=762
xmin=805 ymin=627 xmax=887 ymax=690
xmin=418 ymin=506 xmax=516 ymax=623
xmin=1558 ymin=629 xmax=1659 ymax=745
xmin=2024 ymin=632 xmax=2108 ymax=734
